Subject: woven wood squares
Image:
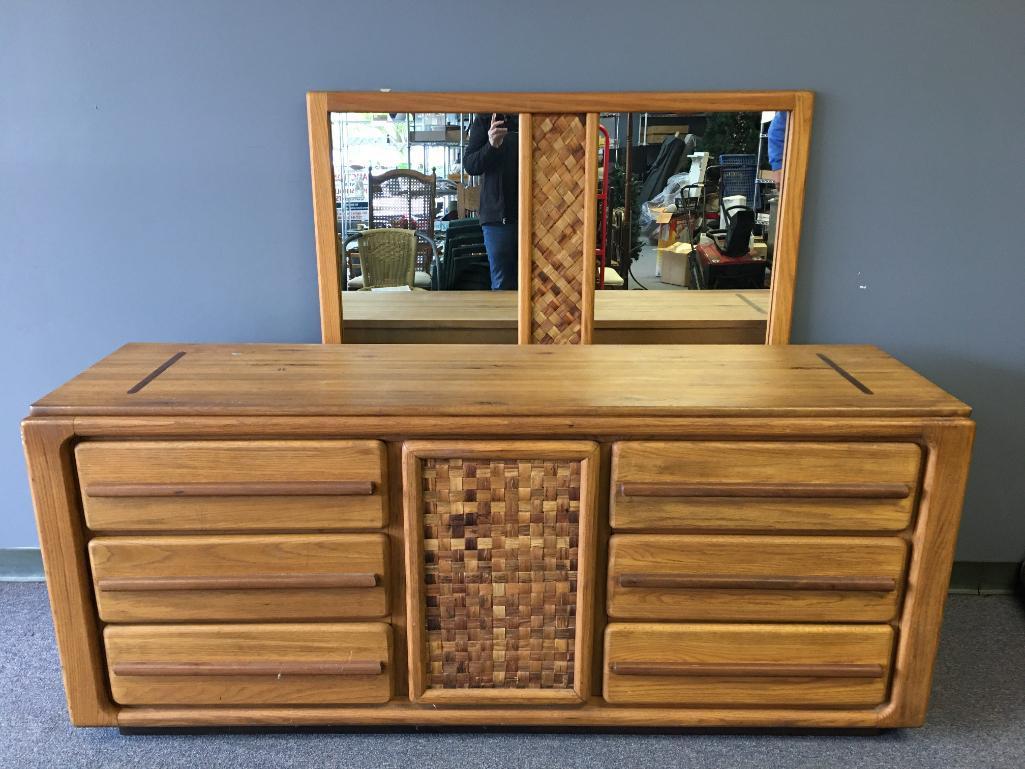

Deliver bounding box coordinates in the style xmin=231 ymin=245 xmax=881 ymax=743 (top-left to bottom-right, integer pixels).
xmin=420 ymin=457 xmax=581 ymax=690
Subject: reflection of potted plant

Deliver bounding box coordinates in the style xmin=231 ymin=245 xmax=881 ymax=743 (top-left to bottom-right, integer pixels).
xmin=701 ymin=112 xmax=760 ymax=161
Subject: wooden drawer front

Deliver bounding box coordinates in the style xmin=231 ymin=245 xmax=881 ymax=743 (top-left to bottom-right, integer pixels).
xmin=76 ymin=440 xmax=387 ymax=532
xmin=604 ymin=623 xmax=894 ymax=707
xmin=90 ymin=534 xmax=388 ymax=622
xmin=611 ymin=441 xmax=921 ymax=532
xmin=608 ymin=535 xmax=906 ymax=622
xmin=105 ymin=623 xmax=392 ymax=705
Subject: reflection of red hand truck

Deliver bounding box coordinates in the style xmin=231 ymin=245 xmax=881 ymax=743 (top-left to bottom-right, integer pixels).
xmin=596 ymin=124 xmax=610 ymax=289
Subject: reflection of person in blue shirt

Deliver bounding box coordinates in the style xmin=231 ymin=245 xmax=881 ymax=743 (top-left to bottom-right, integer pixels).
xmin=767 ymin=111 xmax=787 ymax=185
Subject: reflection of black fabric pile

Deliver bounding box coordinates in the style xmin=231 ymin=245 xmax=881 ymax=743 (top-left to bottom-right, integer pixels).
xmin=637 ymin=136 xmax=687 ymax=204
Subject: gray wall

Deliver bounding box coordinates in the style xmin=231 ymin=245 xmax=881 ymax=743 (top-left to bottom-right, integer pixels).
xmin=2 ymin=1 xmax=1023 ymax=559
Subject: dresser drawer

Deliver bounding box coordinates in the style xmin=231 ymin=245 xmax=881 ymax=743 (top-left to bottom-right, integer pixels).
xmin=611 ymin=441 xmax=921 ymax=532
xmin=76 ymin=440 xmax=387 ymax=531
xmin=104 ymin=623 xmax=392 ymax=705
xmin=607 ymin=534 xmax=906 ymax=622
xmin=603 ymin=623 xmax=894 ymax=707
xmin=89 ymin=533 xmax=388 ymax=622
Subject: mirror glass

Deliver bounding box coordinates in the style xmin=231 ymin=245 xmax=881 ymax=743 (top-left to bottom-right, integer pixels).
xmin=331 ymin=111 xmax=519 ymax=343
xmin=594 ymin=110 xmax=787 ymax=343
xmin=329 ymin=108 xmax=790 ymax=344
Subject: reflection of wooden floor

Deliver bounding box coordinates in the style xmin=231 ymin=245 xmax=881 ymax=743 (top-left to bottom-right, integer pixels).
xmin=342 ymin=290 xmax=769 ymax=344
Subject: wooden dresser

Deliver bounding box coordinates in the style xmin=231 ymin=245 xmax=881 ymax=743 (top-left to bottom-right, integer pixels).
xmin=23 ymin=343 xmax=973 ymax=730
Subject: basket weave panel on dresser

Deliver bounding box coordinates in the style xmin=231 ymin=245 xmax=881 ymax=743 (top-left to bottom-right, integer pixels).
xmin=530 ymin=114 xmax=587 ymax=345
xmin=420 ymin=457 xmax=581 ymax=690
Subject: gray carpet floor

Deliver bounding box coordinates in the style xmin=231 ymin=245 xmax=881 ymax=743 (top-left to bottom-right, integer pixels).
xmin=2 ymin=582 xmax=1023 ymax=769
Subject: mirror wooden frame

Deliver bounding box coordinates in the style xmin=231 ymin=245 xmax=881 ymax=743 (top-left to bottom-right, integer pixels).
xmin=307 ymin=91 xmax=814 ymax=345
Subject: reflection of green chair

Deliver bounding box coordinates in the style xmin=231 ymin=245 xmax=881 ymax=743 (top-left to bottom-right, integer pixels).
xmin=342 ymin=229 xmax=438 ymax=290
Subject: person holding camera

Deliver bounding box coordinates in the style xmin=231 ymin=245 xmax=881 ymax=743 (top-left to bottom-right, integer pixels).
xmin=463 ymin=113 xmax=519 ymax=290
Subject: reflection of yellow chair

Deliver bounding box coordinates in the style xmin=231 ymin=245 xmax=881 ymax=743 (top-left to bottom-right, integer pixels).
xmin=602 ymin=267 xmax=625 ymax=288
xmin=341 ymin=229 xmax=438 ymax=290
xmin=368 ymin=169 xmax=436 ymax=276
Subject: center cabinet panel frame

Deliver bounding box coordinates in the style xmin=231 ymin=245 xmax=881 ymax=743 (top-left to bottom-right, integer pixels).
xmin=401 ymin=441 xmax=600 ymax=705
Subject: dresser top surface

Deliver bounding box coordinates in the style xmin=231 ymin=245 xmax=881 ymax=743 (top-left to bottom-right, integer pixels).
xmin=29 ymin=343 xmax=970 ymax=419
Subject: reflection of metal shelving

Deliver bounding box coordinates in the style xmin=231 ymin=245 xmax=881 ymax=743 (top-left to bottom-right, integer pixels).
xmin=333 ymin=112 xmax=480 ymax=237
xmin=407 ymin=113 xmax=472 ymax=184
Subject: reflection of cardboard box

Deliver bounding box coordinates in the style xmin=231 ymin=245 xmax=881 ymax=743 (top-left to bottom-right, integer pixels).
xmin=650 ymin=206 xmax=692 ymax=250
xmin=659 ymin=242 xmax=692 ymax=287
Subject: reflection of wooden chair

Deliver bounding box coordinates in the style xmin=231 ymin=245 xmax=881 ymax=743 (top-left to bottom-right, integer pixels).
xmin=342 ymin=229 xmax=438 ymax=291
xmin=456 ymin=183 xmax=481 ymax=219
xmin=368 ymin=169 xmax=437 ymax=280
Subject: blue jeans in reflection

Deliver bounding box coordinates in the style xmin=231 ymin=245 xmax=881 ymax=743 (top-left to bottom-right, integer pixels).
xmin=481 ymin=222 xmax=518 ymax=291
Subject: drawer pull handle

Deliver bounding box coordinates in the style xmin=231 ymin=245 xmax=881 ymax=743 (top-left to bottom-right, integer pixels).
xmin=617 ymin=482 xmax=910 ymax=499
xmin=609 ymin=662 xmax=884 ymax=679
xmin=617 ymin=573 xmax=896 ymax=592
xmin=97 ymin=573 xmax=379 ymax=591
xmin=85 ymin=481 xmax=376 ymax=497
xmin=112 ymin=661 xmax=383 ymax=677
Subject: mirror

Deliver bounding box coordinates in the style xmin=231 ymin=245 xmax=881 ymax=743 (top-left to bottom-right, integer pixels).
xmin=594 ymin=111 xmax=785 ymax=343
xmin=331 ymin=111 xmax=519 ymax=344
xmin=308 ymin=93 xmax=812 ymax=345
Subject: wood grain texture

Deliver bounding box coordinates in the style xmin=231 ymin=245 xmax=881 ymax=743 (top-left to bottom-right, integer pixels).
xmin=77 ymin=439 xmax=387 ymax=531
xmin=116 ymin=700 xmax=890 ymax=728
xmin=307 ymin=92 xmax=343 ymax=343
xmin=609 ymin=662 xmax=884 ymax=679
xmin=67 ymin=415 xmax=949 ymax=440
xmin=21 ymin=419 xmax=117 ymax=726
xmin=403 ymin=441 xmax=598 ymax=705
xmin=766 ymin=91 xmax=814 ymax=344
xmin=84 ymin=481 xmax=375 ymax=497
xmin=104 ymin=623 xmax=393 ymax=706
xmin=344 ymin=289 xmax=770 ymax=328
xmin=89 ymin=533 xmax=388 ymax=622
xmin=316 ymin=91 xmax=810 ymax=114
xmin=880 ymin=419 xmax=975 ymax=727
xmin=603 ymin=623 xmax=894 ymax=707
xmin=517 ymin=113 xmax=533 ymax=345
xmin=617 ymin=481 xmax=911 ymax=499
xmin=342 ymin=290 xmax=769 ymax=345
xmin=611 ymin=440 xmax=923 ymax=531
xmin=21 ymin=344 xmax=974 ymax=730
xmin=616 ymin=574 xmax=897 ymax=592
xmin=607 ymin=534 xmax=907 ymax=622
xmin=580 ymin=113 xmax=598 ymax=344
xmin=32 ymin=344 xmax=971 ymax=418
xmin=97 ymin=573 xmax=378 ymax=591
xmin=112 ymin=661 xmax=383 ymax=677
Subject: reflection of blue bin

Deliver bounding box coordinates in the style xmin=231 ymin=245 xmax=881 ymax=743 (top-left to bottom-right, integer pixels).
xmin=718 ymin=154 xmax=757 ymax=206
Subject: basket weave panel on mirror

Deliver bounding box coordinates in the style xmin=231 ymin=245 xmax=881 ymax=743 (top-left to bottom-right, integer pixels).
xmin=529 ymin=114 xmax=587 ymax=345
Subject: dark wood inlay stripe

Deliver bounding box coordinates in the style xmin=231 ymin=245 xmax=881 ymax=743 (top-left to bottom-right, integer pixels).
xmin=85 ymin=480 xmax=375 ymax=498
xmin=735 ymin=293 xmax=767 ymax=314
xmin=126 ymin=351 xmax=186 ymax=394
xmin=617 ymin=481 xmax=910 ymax=499
xmin=617 ymin=573 xmax=897 ymax=592
xmin=817 ymin=353 xmax=874 ymax=394
xmin=112 ymin=661 xmax=383 ymax=677
xmin=97 ymin=573 xmax=379 ymax=592
xmin=609 ymin=662 xmax=884 ymax=679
